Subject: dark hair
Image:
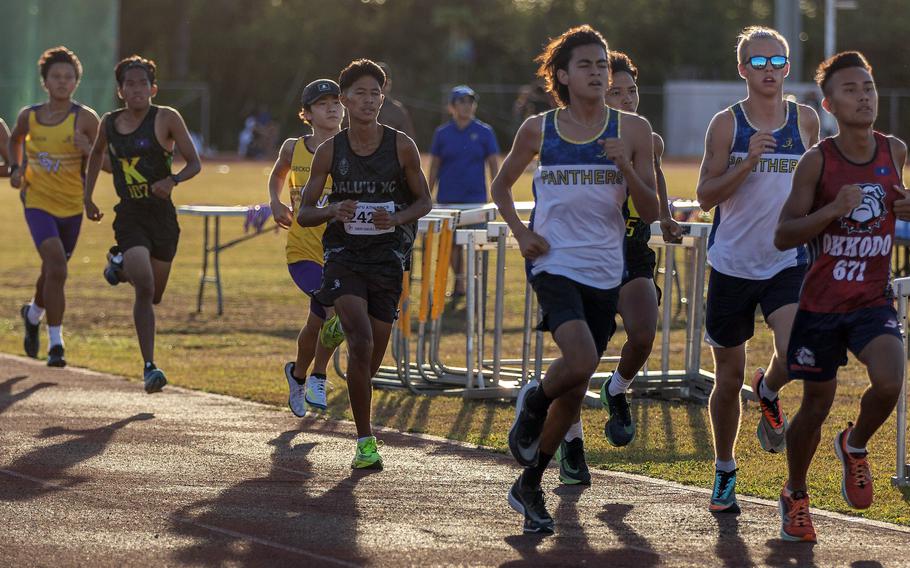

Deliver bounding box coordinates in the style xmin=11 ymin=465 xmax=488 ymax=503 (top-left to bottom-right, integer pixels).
xmin=815 ymin=51 xmax=873 ymax=94
xmin=115 ymin=55 xmax=157 ymax=86
xmin=338 ymin=59 xmax=386 ymax=92
xmin=38 ymin=46 xmax=82 ymax=82
xmin=535 ymin=25 xmax=609 ymax=107
xmin=609 ymin=51 xmax=638 ymax=82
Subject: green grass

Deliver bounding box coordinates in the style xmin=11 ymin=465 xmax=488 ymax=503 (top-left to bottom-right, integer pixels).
xmin=2 ymin=158 xmax=908 ymax=526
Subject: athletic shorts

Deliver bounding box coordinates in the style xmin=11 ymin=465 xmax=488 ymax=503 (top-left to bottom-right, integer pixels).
xmin=314 ymin=261 xmax=403 ymax=324
xmin=787 ymin=305 xmax=902 ymax=382
xmin=530 ymin=272 xmax=619 ymax=358
xmin=112 ymin=201 xmax=180 ymax=262
xmin=288 ymin=260 xmax=327 ymax=319
xmin=623 ymin=238 xmax=656 ymax=284
xmin=705 ymin=264 xmax=805 ymax=348
xmin=24 ymin=208 xmax=82 ymax=259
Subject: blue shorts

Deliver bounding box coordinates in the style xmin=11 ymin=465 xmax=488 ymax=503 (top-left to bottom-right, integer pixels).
xmin=787 ymin=305 xmax=902 ymax=382
xmin=24 ymin=208 xmax=82 ymax=259
xmin=287 ymin=260 xmax=326 ymax=319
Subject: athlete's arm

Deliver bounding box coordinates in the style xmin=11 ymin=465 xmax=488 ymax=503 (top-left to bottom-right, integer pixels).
xmin=774 ymin=148 xmax=860 ymax=250
xmin=0 ymin=118 xmax=9 ymax=177
xmin=151 ymin=107 xmax=201 ymax=200
xmin=490 ymin=115 xmax=549 ymax=260
xmin=653 ymin=132 xmax=681 ymax=242
xmin=83 ymin=113 xmax=110 ymax=222
xmin=298 ymin=140 xmax=353 ymax=227
xmin=696 ymin=110 xmax=776 ymax=211
xmin=798 ymin=104 xmax=821 ymax=148
xmin=888 ymin=136 xmax=910 ymax=220
xmin=267 ymin=138 xmax=296 ymax=229
xmin=486 ymin=153 xmax=500 ymax=189
xmin=75 ymin=107 xmax=110 ymax=174
xmin=427 ymin=155 xmax=440 ymax=197
xmin=8 ymin=107 xmax=30 ymax=188
xmin=602 ymin=113 xmax=658 ymax=223
xmin=373 ymin=134 xmax=432 ymax=230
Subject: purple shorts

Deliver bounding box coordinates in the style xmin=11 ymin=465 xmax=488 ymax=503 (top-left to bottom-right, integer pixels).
xmin=288 ymin=260 xmax=327 ymax=319
xmin=24 ymin=208 xmax=83 ymax=259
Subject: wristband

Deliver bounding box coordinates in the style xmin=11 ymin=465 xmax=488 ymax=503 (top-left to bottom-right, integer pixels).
xmin=170 ymin=174 xmax=180 ymax=186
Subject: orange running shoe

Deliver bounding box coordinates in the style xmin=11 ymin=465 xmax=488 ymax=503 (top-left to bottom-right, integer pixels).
xmin=752 ymin=368 xmax=787 ymax=453
xmin=834 ymin=423 xmax=873 ymax=509
xmin=779 ymin=485 xmax=817 ymax=542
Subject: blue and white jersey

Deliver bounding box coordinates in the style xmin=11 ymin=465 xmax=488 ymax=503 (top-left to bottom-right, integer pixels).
xmin=707 ymin=100 xmax=808 ymax=279
xmin=529 ymin=108 xmax=628 ymax=289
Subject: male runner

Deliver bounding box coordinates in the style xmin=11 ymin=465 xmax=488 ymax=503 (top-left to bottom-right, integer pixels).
xmin=7 ymin=46 xmax=101 ymax=367
xmin=493 ymin=25 xmax=658 ymax=533
xmin=696 ymin=26 xmax=819 ymax=513
xmin=775 ymin=51 xmax=909 ymax=542
xmin=297 ymin=59 xmax=432 ymax=470
xmin=555 ymin=50 xmax=683 ymax=486
xmin=268 ymin=79 xmax=343 ymax=417
xmin=83 ymin=55 xmax=201 ymax=393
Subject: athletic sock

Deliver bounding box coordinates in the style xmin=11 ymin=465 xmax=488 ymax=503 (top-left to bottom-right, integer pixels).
xmin=608 ymin=371 xmax=633 ymax=397
xmin=310 ymin=372 xmax=327 ymax=380
xmin=27 ymin=302 xmax=44 ymax=326
xmin=715 ymin=458 xmax=737 ymax=472
xmin=758 ymin=376 xmax=778 ymax=401
xmin=521 ymin=451 xmax=554 ymax=488
xmin=526 ymin=383 xmax=552 ymax=414
xmin=357 ymin=435 xmax=374 ymax=444
xmin=564 ymin=420 xmax=584 ymax=442
xmin=144 ymin=361 xmax=156 ymax=371
xmin=47 ymin=325 xmax=63 ymax=348
xmin=845 ymin=440 xmax=867 ymax=455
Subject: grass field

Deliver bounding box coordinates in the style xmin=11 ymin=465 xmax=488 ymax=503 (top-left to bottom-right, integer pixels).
xmin=1 ymin=158 xmax=908 ymax=526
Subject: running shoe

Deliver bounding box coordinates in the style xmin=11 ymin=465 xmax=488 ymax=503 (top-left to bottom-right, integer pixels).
xmin=20 ymin=304 xmax=40 ymax=359
xmin=508 ymin=380 xmax=546 ymax=467
xmin=352 ymin=436 xmax=383 ymax=470
xmin=305 ymin=374 xmax=328 ymax=410
xmin=779 ymin=485 xmax=817 ymax=542
xmin=834 ymin=422 xmax=873 ymax=509
xmin=319 ymin=314 xmax=345 ymax=349
xmin=47 ymin=344 xmax=66 ymax=368
xmin=600 ymin=375 xmax=635 ymax=447
xmin=508 ymin=473 xmax=555 ymax=534
xmin=143 ymin=365 xmax=168 ymax=394
xmin=283 ymin=362 xmax=307 ymax=418
xmin=103 ymin=246 xmax=125 ymax=286
xmin=556 ymin=437 xmax=591 ymax=485
xmin=709 ymin=468 xmax=740 ymax=513
xmin=752 ymin=368 xmax=787 ymax=453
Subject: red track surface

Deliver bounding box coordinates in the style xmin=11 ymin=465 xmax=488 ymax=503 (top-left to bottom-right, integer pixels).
xmin=1 ymin=354 xmax=908 ymax=567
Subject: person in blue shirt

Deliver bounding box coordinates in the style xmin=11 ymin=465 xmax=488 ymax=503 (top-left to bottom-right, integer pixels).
xmin=428 ymin=85 xmax=500 ymax=296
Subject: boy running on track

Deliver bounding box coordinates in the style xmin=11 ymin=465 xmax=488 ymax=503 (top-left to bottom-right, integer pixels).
xmin=696 ymin=27 xmax=819 ymax=513
xmin=775 ymin=51 xmax=910 ymax=543
xmin=7 ymin=46 xmax=102 ymax=367
xmin=268 ymin=79 xmax=344 ymax=417
xmin=83 ymin=55 xmax=201 ymax=393
xmin=555 ymin=50 xmax=683 ymax=486
xmin=297 ymin=59 xmax=432 ymax=470
xmin=493 ymin=25 xmax=658 ymax=533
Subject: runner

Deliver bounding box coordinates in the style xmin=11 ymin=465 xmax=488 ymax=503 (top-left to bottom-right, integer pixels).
xmin=297 ymin=59 xmax=432 ymax=470
xmin=7 ymin=46 xmax=101 ymax=367
xmin=267 ymin=79 xmax=343 ymax=417
xmin=492 ymin=25 xmax=658 ymax=533
xmin=775 ymin=51 xmax=909 ymax=542
xmin=83 ymin=55 xmax=202 ymax=393
xmin=695 ymin=26 xmax=819 ymax=513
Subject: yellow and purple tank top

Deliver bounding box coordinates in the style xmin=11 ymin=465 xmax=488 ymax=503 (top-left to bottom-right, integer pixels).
xmin=287 ymin=136 xmax=332 ymax=264
xmin=23 ymin=103 xmax=85 ymax=217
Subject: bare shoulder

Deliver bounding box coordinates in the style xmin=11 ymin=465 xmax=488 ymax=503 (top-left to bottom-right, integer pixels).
xmin=651 ymin=132 xmax=665 ymax=157
xmin=887 ymin=134 xmax=907 ymax=167
xmin=278 ymin=137 xmax=297 ymax=158
xmin=796 ymin=102 xmax=820 ymax=123
xmin=797 ymin=146 xmax=824 ymax=171
xmin=78 ymin=105 xmax=101 ymax=121
xmin=618 ymin=110 xmax=651 ymax=136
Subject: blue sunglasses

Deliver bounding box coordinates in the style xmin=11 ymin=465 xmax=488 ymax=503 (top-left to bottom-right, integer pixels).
xmin=749 ymin=55 xmax=788 ymax=70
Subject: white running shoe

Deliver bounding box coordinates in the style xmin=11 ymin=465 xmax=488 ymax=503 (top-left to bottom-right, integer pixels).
xmin=305 ymin=375 xmax=328 ymax=410
xmin=284 ymin=362 xmax=307 ymax=418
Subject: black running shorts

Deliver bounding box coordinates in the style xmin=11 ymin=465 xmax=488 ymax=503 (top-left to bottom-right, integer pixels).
xmin=112 ymin=200 xmax=180 ymax=262
xmin=315 ymin=261 xmax=403 ymax=324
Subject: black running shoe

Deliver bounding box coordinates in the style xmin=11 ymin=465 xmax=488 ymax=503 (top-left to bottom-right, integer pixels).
xmin=508 ymin=381 xmax=547 ymax=467
xmin=104 ymin=246 xmax=125 ymax=286
xmin=20 ymin=304 xmax=40 ymax=359
xmin=557 ymin=438 xmax=591 ymax=485
xmin=508 ymin=474 xmax=555 ymax=534
xmin=601 ymin=376 xmax=635 ymax=447
xmin=47 ymin=344 xmax=66 ymax=368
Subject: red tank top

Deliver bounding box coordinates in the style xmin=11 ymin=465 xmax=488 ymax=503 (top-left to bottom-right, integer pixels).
xmin=800 ymin=132 xmax=902 ymax=312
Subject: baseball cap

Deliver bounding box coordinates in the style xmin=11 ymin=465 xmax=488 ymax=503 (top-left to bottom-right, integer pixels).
xmin=301 ymin=79 xmax=341 ymax=107
xmin=450 ymin=85 xmax=477 ymax=103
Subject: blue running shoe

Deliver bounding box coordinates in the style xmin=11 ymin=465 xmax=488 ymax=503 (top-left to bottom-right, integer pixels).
xmin=710 ymin=468 xmax=740 ymax=513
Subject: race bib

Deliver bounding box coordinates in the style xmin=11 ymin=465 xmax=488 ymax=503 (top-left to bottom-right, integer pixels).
xmin=344 ymin=201 xmax=395 ymax=235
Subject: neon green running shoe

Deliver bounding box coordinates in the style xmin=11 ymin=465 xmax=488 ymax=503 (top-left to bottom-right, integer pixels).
xmin=351 ymin=436 xmax=383 ymax=470
xmin=319 ymin=314 xmax=346 ymax=349
xmin=556 ymin=438 xmax=591 ymax=485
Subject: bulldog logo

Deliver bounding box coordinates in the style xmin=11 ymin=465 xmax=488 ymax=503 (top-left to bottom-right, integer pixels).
xmin=841 ymin=183 xmax=886 ymax=234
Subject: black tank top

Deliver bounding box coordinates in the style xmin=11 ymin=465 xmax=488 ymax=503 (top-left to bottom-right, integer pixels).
xmin=322 ymin=126 xmax=416 ymax=275
xmin=106 ymin=105 xmax=173 ymax=205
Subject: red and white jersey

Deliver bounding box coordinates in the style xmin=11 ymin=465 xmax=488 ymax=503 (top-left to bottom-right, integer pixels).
xmin=801 ymin=132 xmax=902 ymax=313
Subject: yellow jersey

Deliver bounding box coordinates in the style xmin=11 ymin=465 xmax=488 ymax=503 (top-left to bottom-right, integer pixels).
xmin=23 ymin=103 xmax=85 ymax=217
xmin=287 ymin=136 xmax=332 ymax=264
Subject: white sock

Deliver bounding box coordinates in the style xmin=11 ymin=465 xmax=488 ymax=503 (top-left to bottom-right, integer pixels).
xmin=845 ymin=440 xmax=867 ymax=455
xmin=357 ymin=436 xmax=374 ymax=444
xmin=564 ymin=420 xmax=584 ymax=442
xmin=27 ymin=302 xmax=44 ymax=325
xmin=758 ymin=376 xmax=778 ymax=401
xmin=48 ymin=325 xmax=63 ymax=348
xmin=715 ymin=458 xmax=737 ymax=472
xmin=608 ymin=371 xmax=633 ymax=397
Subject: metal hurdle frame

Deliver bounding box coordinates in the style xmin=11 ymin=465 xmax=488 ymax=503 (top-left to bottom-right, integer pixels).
xmin=892 ymin=277 xmax=910 ymax=488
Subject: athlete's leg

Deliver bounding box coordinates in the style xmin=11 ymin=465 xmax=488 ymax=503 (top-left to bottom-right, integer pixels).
xmin=334 ymin=294 xmax=374 ymax=438
xmin=294 ymin=312 xmax=323 ymax=377
xmin=763 ymin=303 xmax=798 ymax=391
xmin=123 ymin=246 xmax=157 ymax=363
xmin=151 ymin=257 xmax=173 ymax=305
xmin=616 ymin=277 xmax=659 ymax=381
xmin=785 ymin=379 xmax=837 ymax=492
xmin=852 ymin=334 xmax=904 ymax=447
xmin=368 ymin=315 xmax=393 ymax=377
xmin=709 ymin=344 xmax=746 ymax=462
xmin=32 ymin=272 xmax=45 ymax=311
xmin=451 ymin=246 xmax=465 ymax=295
xmin=36 ymin=238 xmax=68 ymax=327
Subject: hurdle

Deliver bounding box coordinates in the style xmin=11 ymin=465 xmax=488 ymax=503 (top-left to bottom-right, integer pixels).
xmin=893 ymin=276 xmax=910 ymax=488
